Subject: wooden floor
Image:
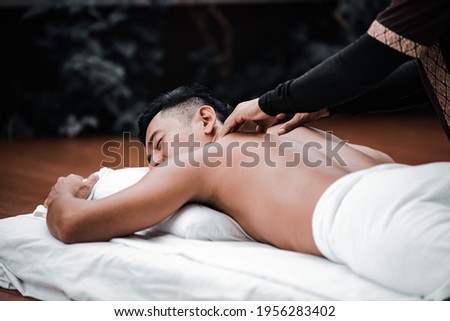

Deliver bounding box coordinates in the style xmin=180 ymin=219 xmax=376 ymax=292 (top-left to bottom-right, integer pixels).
xmin=0 ymin=108 xmax=449 ymax=300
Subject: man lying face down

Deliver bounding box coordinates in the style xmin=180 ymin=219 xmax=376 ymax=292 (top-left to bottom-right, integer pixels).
xmin=45 ymin=84 xmax=391 ymax=251
xmin=45 ymin=84 xmax=450 ymax=297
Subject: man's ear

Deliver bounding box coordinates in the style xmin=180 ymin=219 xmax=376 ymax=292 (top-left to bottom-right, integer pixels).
xmin=194 ymin=105 xmax=217 ymax=135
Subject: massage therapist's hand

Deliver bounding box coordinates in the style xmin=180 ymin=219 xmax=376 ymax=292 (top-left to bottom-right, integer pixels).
xmin=219 ymin=98 xmax=331 ymax=137
xmin=44 ymin=173 xmax=99 ymax=208
xmin=277 ymin=108 xmax=331 ymax=135
xmin=219 ymin=98 xmax=283 ymax=137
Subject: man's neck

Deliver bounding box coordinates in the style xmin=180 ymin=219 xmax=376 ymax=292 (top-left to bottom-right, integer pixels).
xmin=211 ymin=124 xmax=223 ymax=143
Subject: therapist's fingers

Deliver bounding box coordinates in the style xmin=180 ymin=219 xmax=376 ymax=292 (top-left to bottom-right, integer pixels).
xmin=258 ymin=113 xmax=288 ymax=133
xmin=277 ymin=114 xmax=306 ymax=135
xmin=220 ymin=111 xmax=246 ymax=137
xmin=277 ymin=109 xmax=330 ymax=135
xmin=276 ymin=113 xmax=288 ymax=121
xmin=220 ymin=114 xmax=238 ymax=137
xmin=219 ymin=98 xmax=271 ymax=138
xmin=255 ymin=118 xmax=276 ymax=133
xmin=221 ymin=101 xmax=253 ymax=137
xmin=220 ymin=110 xmax=278 ymax=137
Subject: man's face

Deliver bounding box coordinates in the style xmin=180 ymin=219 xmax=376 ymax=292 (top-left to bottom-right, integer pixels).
xmin=144 ymin=111 xmax=211 ymax=167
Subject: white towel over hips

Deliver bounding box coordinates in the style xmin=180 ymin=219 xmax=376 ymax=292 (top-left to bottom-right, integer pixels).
xmin=312 ymin=162 xmax=450 ymax=300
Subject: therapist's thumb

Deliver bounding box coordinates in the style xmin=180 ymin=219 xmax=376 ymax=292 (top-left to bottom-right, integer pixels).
xmin=219 ymin=116 xmax=238 ymax=138
xmin=278 ymin=114 xmax=305 ymax=135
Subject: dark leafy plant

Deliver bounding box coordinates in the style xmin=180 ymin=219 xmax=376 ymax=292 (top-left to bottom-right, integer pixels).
xmin=2 ymin=0 xmax=385 ymax=139
xmin=7 ymin=1 xmax=166 ymax=138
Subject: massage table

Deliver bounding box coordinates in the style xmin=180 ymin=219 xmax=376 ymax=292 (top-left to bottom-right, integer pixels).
xmin=0 ymin=167 xmax=441 ymax=301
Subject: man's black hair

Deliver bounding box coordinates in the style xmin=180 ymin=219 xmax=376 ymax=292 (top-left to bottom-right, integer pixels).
xmin=137 ymin=84 xmax=232 ymax=145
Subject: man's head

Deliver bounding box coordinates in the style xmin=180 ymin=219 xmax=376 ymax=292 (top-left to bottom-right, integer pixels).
xmin=138 ymin=84 xmax=232 ymax=167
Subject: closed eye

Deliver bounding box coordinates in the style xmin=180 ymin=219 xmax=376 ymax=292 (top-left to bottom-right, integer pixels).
xmin=156 ymin=137 xmax=162 ymax=150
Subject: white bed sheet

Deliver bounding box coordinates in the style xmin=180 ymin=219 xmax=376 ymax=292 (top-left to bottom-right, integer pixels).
xmin=0 ymin=214 xmax=422 ymax=300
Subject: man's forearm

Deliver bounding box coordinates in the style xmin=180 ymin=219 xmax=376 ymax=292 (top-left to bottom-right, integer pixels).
xmin=46 ymin=195 xmax=88 ymax=243
xmin=46 ymin=164 xmax=197 ymax=244
xmin=47 ymin=194 xmax=132 ymax=244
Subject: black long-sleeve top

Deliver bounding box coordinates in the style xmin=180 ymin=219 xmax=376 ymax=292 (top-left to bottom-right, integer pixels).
xmin=258 ymin=0 xmax=450 ymax=139
xmin=258 ymin=34 xmax=411 ymax=115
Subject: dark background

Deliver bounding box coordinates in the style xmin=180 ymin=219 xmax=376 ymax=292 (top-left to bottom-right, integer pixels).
xmin=0 ymin=0 xmax=389 ymax=139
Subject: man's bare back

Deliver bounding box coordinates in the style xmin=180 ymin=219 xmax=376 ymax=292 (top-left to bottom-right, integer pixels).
xmin=46 ymin=124 xmax=392 ymax=258
xmin=192 ymin=126 xmax=392 ymax=256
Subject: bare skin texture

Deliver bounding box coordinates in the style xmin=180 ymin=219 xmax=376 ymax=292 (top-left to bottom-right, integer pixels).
xmin=46 ymin=106 xmax=393 ymax=257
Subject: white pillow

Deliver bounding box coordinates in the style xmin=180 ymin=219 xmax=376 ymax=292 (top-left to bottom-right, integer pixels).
xmin=89 ymin=167 xmax=253 ymax=242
